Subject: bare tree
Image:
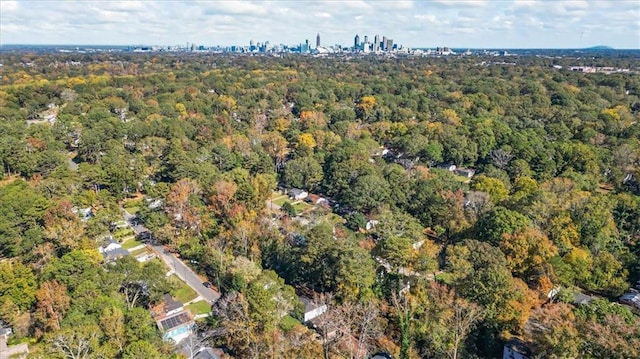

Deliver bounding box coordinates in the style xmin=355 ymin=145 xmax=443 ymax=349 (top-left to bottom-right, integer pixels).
xmin=327 ymin=299 xmax=382 ymax=359
xmin=451 ymin=299 xmax=483 ymax=359
xmin=392 ymin=292 xmax=413 ymax=359
xmin=48 ymin=326 xmax=99 ymax=359
xmin=490 ymin=148 xmax=514 ymax=170
xmin=180 ymin=323 xmax=216 ymax=359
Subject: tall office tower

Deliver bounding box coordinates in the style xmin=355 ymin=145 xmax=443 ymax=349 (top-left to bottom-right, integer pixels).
xmin=354 ymin=34 xmax=360 ymax=50
xmin=382 ymin=36 xmax=387 ymax=51
xmin=364 ymin=35 xmax=368 ymax=44
xmin=316 ymin=33 xmax=321 ymax=48
xmin=374 ymin=34 xmax=379 ymax=51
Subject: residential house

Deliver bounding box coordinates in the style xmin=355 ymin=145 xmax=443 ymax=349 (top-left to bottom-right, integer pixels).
xmin=365 ymin=220 xmax=379 ymax=231
xmin=288 ymin=188 xmax=309 ymax=200
xmin=147 ymin=198 xmax=164 ymax=210
xmin=98 ymin=238 xmax=129 ymax=263
xmin=437 ymin=163 xmax=456 ymax=171
xmin=194 ymin=347 xmax=225 ymax=359
xmin=1 ymin=324 xmax=28 ymax=359
xmin=72 ymin=206 xmax=94 ymax=222
xmin=305 ymin=193 xmax=330 ymax=208
xmin=572 ymin=292 xmax=594 ymax=305
xmin=159 ymin=294 xmax=184 ymax=316
xmin=619 ymin=291 xmax=640 ymax=311
xmin=503 ymin=338 xmax=530 ymax=359
xmin=299 ymin=296 xmax=327 ymax=323
xmin=152 ymin=294 xmax=195 ymax=344
xmin=454 ymin=168 xmax=476 ymax=178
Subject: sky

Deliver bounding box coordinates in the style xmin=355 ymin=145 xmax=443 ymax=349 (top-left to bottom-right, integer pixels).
xmin=1 ymin=0 xmax=639 ymax=49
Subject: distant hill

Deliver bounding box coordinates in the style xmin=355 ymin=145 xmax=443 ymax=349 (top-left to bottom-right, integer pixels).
xmin=585 ymin=45 xmax=614 ymax=50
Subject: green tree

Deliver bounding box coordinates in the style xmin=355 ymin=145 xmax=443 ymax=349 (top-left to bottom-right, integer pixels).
xmin=471 ymin=175 xmax=509 ymax=203
xmin=476 ymin=206 xmax=531 ymax=245
xmin=0 ymin=261 xmax=37 ymax=312
xmin=344 ymin=174 xmax=390 ymax=212
xmin=112 ymin=256 xmax=171 ymax=309
xmin=122 ymin=340 xmax=163 ymax=359
xmin=282 ymin=156 xmax=324 ymax=191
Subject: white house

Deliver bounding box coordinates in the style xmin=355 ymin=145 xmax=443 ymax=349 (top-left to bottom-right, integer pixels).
xmin=289 ymin=188 xmax=309 ymax=201
xmin=98 ymin=239 xmax=129 ymax=263
xmin=503 ymin=338 xmax=530 ymax=359
xmin=299 ymin=296 xmax=328 ymax=323
xmin=365 ymin=220 xmax=379 ymax=231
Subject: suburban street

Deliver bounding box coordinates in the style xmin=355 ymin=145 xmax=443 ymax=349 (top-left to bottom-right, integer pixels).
xmin=122 ymin=210 xmax=221 ymax=304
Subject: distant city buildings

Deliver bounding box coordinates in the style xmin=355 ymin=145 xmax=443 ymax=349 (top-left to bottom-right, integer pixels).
xmin=89 ymin=32 xmax=468 ymax=57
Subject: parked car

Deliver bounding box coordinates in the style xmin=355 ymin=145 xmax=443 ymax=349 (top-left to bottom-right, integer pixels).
xmin=202 ymin=281 xmax=212 ymax=288
xmin=137 ymin=231 xmax=152 ymax=242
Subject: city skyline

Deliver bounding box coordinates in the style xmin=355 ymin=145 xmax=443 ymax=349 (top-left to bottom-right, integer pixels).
xmin=1 ymin=1 xmax=639 ymax=49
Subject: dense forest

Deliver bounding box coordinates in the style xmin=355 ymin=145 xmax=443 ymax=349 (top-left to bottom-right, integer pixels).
xmin=0 ymin=51 xmax=639 ymax=359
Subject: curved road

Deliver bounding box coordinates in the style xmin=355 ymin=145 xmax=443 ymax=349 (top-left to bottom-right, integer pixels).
xmin=122 ymin=210 xmax=220 ymax=304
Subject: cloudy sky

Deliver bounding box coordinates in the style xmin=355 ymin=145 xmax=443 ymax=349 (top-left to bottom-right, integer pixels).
xmin=1 ymin=0 xmax=639 ymax=49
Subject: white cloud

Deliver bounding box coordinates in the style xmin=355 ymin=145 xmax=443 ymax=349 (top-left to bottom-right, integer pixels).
xmin=0 ymin=0 xmax=18 ymax=12
xmin=0 ymin=0 xmax=637 ymax=48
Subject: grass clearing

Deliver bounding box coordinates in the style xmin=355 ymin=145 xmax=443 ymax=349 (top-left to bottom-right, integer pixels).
xmin=280 ymin=315 xmax=301 ymax=332
xmin=186 ymin=300 xmax=212 ymax=315
xmin=273 ymin=197 xmax=290 ymax=206
xmin=113 ymin=227 xmax=134 ymax=240
xmin=270 ymin=191 xmax=287 ymax=199
xmin=292 ymin=202 xmax=310 ymax=213
xmin=327 ymin=213 xmax=346 ymax=224
xmin=170 ymin=275 xmax=198 ymax=303
xmin=125 ymin=206 xmax=140 ymax=215
xmin=122 ymin=239 xmax=142 ymax=250
xmin=453 ymin=175 xmax=472 ymax=184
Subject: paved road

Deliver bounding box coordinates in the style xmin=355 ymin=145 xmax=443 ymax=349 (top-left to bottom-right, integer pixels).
xmin=122 ymin=210 xmax=221 ymax=304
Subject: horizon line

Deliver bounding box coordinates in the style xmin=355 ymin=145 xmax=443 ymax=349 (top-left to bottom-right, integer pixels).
xmin=1 ymin=43 xmax=638 ymax=51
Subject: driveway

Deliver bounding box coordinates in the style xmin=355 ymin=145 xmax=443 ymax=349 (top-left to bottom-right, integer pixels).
xmin=122 ymin=209 xmax=221 ymax=304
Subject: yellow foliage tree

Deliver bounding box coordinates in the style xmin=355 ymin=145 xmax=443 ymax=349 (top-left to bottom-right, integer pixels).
xmin=500 ymin=228 xmax=557 ymax=279
xmin=175 ymin=103 xmax=187 ymax=117
xmin=296 ymin=133 xmax=316 ymax=150
xmin=441 ymin=108 xmax=461 ymax=126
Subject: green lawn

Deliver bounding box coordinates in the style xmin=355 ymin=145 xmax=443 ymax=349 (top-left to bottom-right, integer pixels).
xmin=327 ymin=213 xmax=346 ymax=225
xmin=125 ymin=206 xmax=140 ymax=215
xmin=280 ymin=315 xmax=301 ymax=332
xmin=170 ymin=276 xmax=198 ymax=303
xmin=124 ymin=199 xmax=143 ymax=209
xmin=273 ymin=197 xmax=290 ymax=206
xmin=453 ymin=175 xmax=473 ymax=183
xmin=292 ymin=202 xmax=310 ymax=213
xmin=186 ymin=300 xmax=212 ymax=315
xmin=122 ymin=239 xmax=142 ymax=250
xmin=113 ymin=227 xmax=134 ymax=240
xmin=435 ymin=272 xmax=454 ymax=285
